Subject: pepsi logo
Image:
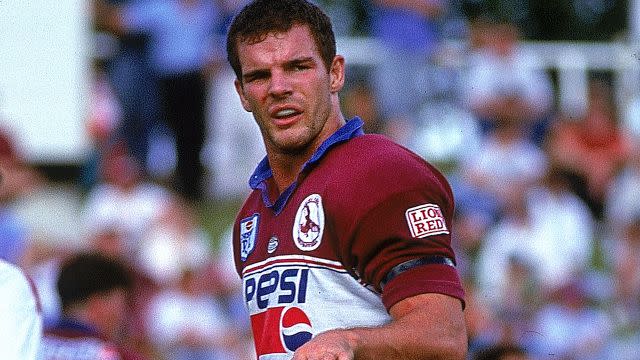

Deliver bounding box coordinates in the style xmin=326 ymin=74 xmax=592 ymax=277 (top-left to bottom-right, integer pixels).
xmin=281 ymin=307 xmax=313 ymax=352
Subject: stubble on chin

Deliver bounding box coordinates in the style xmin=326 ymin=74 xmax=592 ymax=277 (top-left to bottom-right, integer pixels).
xmin=267 ymin=125 xmax=319 ymax=156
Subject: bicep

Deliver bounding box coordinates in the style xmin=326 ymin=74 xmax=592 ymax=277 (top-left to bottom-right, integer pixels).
xmin=389 ymin=293 xmax=467 ymax=353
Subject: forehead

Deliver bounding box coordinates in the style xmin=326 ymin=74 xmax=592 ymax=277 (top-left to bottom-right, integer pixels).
xmin=236 ymin=24 xmax=321 ymax=69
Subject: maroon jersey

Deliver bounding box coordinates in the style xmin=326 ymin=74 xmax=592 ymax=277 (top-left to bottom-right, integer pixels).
xmin=40 ymin=318 xmax=146 ymax=360
xmin=233 ymin=118 xmax=464 ymax=359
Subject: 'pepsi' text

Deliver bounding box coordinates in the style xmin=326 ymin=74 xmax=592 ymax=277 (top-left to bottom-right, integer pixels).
xmin=245 ymin=268 xmax=310 ymax=309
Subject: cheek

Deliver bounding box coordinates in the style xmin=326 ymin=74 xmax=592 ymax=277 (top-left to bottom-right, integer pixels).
xmin=243 ymin=87 xmax=268 ymax=113
xmin=236 ymin=81 xmax=259 ymax=112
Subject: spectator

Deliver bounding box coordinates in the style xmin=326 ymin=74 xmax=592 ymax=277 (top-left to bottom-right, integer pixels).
xmin=604 ymin=216 xmax=640 ymax=359
xmin=145 ymin=268 xmax=235 ymax=360
xmin=317 ymin=0 xmax=369 ymax=36
xmin=546 ymin=78 xmax=632 ymax=219
xmin=203 ymin=65 xmax=264 ymax=200
xmin=369 ymin=0 xmax=448 ymax=143
xmin=0 ymin=128 xmax=42 ymax=266
xmin=608 ymin=217 xmax=640 ymax=330
xmin=604 ymin=141 xmax=640 ymax=230
xmin=461 ymin=16 xmax=553 ymax=144
xmin=525 ymin=167 xmax=595 ymax=290
xmin=81 ymin=61 xmax=124 ymax=189
xmin=94 ymin=0 xmax=161 ymax=178
xmin=621 ymin=91 xmax=640 ymax=144
xmin=341 ymin=82 xmax=384 ymax=134
xmin=458 ymin=103 xmax=548 ymax=215
xmin=475 ymin=169 xmax=594 ymax=308
xmin=39 ymin=252 xmax=147 ymax=360
xmin=86 ymin=223 xmax=159 ymax=353
xmin=83 ymin=151 xmax=171 ymax=258
xmin=136 ymin=197 xmax=212 ymax=287
xmin=463 ymin=279 xmax=503 ymax=356
xmin=102 ymin=0 xmax=225 ymax=201
xmin=531 ymin=279 xmax=612 ymax=360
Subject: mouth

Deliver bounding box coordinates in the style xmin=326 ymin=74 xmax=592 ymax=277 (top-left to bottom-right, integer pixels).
xmin=270 ymin=106 xmax=303 ymax=126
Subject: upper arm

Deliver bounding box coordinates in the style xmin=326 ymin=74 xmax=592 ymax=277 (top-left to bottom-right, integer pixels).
xmin=325 ymin=138 xmax=463 ymax=302
xmin=389 ymin=292 xmax=464 ymax=320
xmin=389 ymin=293 xmax=467 ymax=358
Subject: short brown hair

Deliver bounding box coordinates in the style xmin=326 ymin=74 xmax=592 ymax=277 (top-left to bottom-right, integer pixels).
xmin=226 ymin=0 xmax=336 ymax=81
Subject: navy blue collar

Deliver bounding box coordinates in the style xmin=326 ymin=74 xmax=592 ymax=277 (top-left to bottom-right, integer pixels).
xmin=51 ymin=317 xmax=101 ymax=337
xmin=249 ymin=117 xmax=365 ymax=213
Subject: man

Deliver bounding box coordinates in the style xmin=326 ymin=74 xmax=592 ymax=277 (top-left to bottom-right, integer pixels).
xmin=97 ymin=0 xmax=224 ymax=201
xmin=0 ymin=259 xmax=42 ymax=360
xmin=39 ymin=252 xmax=146 ymax=360
xmin=227 ymin=1 xmax=467 ymax=359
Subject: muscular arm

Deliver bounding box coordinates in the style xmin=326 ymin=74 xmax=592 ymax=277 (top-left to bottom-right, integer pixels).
xmin=292 ymin=293 xmax=467 ymax=360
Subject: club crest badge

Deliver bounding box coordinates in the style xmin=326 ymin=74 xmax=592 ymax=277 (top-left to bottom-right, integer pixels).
xmin=240 ymin=214 xmax=260 ymax=261
xmin=293 ymin=194 xmax=324 ymax=251
xmin=405 ymin=203 xmax=449 ymax=238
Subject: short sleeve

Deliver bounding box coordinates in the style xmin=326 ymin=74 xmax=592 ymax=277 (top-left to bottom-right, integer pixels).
xmin=325 ymin=138 xmax=464 ymax=310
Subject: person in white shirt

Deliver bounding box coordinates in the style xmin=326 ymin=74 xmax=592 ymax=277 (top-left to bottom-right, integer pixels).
xmin=0 ymin=259 xmax=42 ymax=360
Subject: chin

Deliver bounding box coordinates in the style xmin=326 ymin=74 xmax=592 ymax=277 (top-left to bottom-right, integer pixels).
xmin=271 ymin=131 xmax=315 ymax=154
xmin=274 ymin=137 xmax=314 ymax=155
xmin=276 ymin=143 xmax=310 ymax=155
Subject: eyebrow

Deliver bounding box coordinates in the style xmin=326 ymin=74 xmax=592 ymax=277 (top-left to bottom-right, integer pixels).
xmin=242 ymin=68 xmax=269 ymax=82
xmin=242 ymin=56 xmax=317 ymax=81
xmin=285 ymin=57 xmax=315 ymax=68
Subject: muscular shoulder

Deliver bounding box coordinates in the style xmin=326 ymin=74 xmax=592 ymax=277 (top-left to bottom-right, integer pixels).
xmin=322 ymin=134 xmax=452 ymax=206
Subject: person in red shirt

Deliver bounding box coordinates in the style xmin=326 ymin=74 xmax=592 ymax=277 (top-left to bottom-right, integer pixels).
xmin=546 ymin=78 xmax=632 ymax=218
xmin=226 ymin=1 xmax=467 ymax=359
xmin=39 ymin=252 xmax=147 ymax=360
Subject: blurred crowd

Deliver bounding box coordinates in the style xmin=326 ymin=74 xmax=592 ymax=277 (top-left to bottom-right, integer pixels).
xmin=1 ymin=0 xmax=639 ymax=359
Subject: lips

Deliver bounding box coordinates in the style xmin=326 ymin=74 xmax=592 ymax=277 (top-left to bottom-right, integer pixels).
xmin=269 ymin=105 xmax=302 ymax=126
xmin=275 ymin=109 xmax=297 ymax=118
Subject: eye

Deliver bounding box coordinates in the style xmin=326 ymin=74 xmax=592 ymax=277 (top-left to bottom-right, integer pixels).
xmin=244 ymin=71 xmax=269 ymax=83
xmin=289 ymin=61 xmax=313 ymax=72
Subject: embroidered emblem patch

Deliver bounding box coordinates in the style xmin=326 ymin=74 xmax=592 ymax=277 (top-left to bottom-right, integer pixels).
xmin=293 ymin=194 xmax=324 ymax=251
xmin=240 ymin=214 xmax=260 ymax=261
xmin=405 ymin=204 xmax=449 ymax=238
xmin=267 ymin=236 xmax=279 ymax=254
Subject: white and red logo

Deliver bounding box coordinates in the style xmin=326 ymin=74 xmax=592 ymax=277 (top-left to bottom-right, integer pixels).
xmin=405 ymin=203 xmax=449 ymax=238
xmin=293 ymin=194 xmax=324 ymax=251
xmin=240 ymin=214 xmax=260 ymax=261
xmin=250 ymin=306 xmax=313 ymax=356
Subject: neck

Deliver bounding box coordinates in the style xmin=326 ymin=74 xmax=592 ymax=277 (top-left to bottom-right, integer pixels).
xmin=269 ymin=153 xmax=307 ymax=194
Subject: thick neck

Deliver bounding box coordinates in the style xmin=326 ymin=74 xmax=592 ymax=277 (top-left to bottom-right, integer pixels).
xmin=268 ymin=152 xmax=308 ymax=195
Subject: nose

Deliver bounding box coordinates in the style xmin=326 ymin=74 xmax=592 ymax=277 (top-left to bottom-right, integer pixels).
xmin=268 ymin=69 xmax=292 ymax=98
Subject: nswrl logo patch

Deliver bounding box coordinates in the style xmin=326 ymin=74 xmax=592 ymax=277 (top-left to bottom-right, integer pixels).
xmin=240 ymin=214 xmax=260 ymax=261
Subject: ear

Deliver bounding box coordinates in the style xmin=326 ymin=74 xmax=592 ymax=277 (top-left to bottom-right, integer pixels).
xmin=329 ymin=55 xmax=345 ymax=94
xmin=234 ymin=78 xmax=253 ymax=112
